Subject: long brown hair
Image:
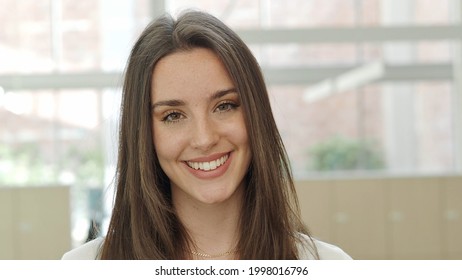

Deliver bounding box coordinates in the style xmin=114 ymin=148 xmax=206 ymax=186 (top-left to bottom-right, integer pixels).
xmin=100 ymin=10 xmax=317 ymax=259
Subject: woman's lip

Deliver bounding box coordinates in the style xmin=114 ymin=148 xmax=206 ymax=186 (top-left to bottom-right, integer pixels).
xmin=183 ymin=152 xmax=233 ymax=179
xmin=185 ymin=152 xmax=230 ymax=163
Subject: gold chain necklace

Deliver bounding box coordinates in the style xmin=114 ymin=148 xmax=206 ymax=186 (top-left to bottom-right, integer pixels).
xmin=189 ymin=247 xmax=238 ymax=259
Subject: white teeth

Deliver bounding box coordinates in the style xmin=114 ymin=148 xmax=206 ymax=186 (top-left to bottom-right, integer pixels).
xmin=187 ymin=154 xmax=229 ymax=171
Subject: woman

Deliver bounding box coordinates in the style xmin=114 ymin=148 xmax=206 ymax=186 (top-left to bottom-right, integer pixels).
xmin=62 ymin=10 xmax=350 ymax=260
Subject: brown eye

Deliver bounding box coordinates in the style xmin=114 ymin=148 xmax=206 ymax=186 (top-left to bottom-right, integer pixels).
xmin=162 ymin=111 xmax=183 ymax=123
xmin=215 ymin=102 xmax=238 ymax=113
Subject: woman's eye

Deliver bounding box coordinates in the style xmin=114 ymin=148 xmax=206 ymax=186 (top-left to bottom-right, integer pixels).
xmin=162 ymin=112 xmax=183 ymax=123
xmin=216 ymin=102 xmax=237 ymax=113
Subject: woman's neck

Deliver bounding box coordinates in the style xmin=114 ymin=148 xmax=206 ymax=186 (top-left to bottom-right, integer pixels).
xmin=173 ymin=186 xmax=243 ymax=259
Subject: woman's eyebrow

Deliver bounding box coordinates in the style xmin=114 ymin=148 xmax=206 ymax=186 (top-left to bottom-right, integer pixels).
xmin=209 ymin=88 xmax=238 ymax=101
xmin=151 ymin=99 xmax=185 ymax=111
xmin=151 ymin=88 xmax=238 ymax=111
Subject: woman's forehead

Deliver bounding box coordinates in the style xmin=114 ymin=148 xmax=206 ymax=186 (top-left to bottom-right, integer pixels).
xmin=151 ymin=48 xmax=235 ymax=102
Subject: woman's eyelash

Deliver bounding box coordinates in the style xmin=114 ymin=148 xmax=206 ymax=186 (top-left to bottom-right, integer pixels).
xmin=216 ymin=101 xmax=239 ymax=112
xmin=159 ymin=101 xmax=239 ymax=123
xmin=161 ymin=111 xmax=183 ymax=123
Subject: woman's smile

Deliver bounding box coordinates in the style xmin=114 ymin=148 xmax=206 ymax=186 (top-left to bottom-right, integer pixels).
xmin=184 ymin=152 xmax=232 ymax=179
xmin=186 ymin=152 xmax=230 ymax=171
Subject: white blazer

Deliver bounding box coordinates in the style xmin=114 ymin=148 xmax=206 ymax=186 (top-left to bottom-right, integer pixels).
xmin=62 ymin=233 xmax=352 ymax=260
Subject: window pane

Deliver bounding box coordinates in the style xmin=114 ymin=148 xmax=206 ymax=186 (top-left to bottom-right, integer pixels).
xmin=270 ymin=80 xmax=456 ymax=176
xmin=0 ymin=1 xmax=53 ymax=74
xmin=0 ymin=89 xmax=109 ymax=246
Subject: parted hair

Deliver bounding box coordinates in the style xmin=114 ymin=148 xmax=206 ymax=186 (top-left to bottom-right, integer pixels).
xmin=100 ymin=10 xmax=317 ymax=259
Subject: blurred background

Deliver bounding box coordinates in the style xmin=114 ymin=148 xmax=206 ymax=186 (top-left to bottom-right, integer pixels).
xmin=0 ymin=0 xmax=461 ymax=259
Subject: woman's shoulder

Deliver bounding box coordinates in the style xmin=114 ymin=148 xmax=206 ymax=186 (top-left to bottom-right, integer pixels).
xmin=61 ymin=234 xmax=351 ymax=260
xmin=296 ymin=233 xmax=352 ymax=260
xmin=61 ymin=237 xmax=104 ymax=260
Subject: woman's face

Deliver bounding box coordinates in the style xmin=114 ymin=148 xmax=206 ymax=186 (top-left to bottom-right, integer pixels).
xmin=151 ymin=48 xmax=251 ymax=206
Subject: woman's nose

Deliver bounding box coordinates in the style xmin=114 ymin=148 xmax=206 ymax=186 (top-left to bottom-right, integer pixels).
xmin=190 ymin=117 xmax=219 ymax=151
